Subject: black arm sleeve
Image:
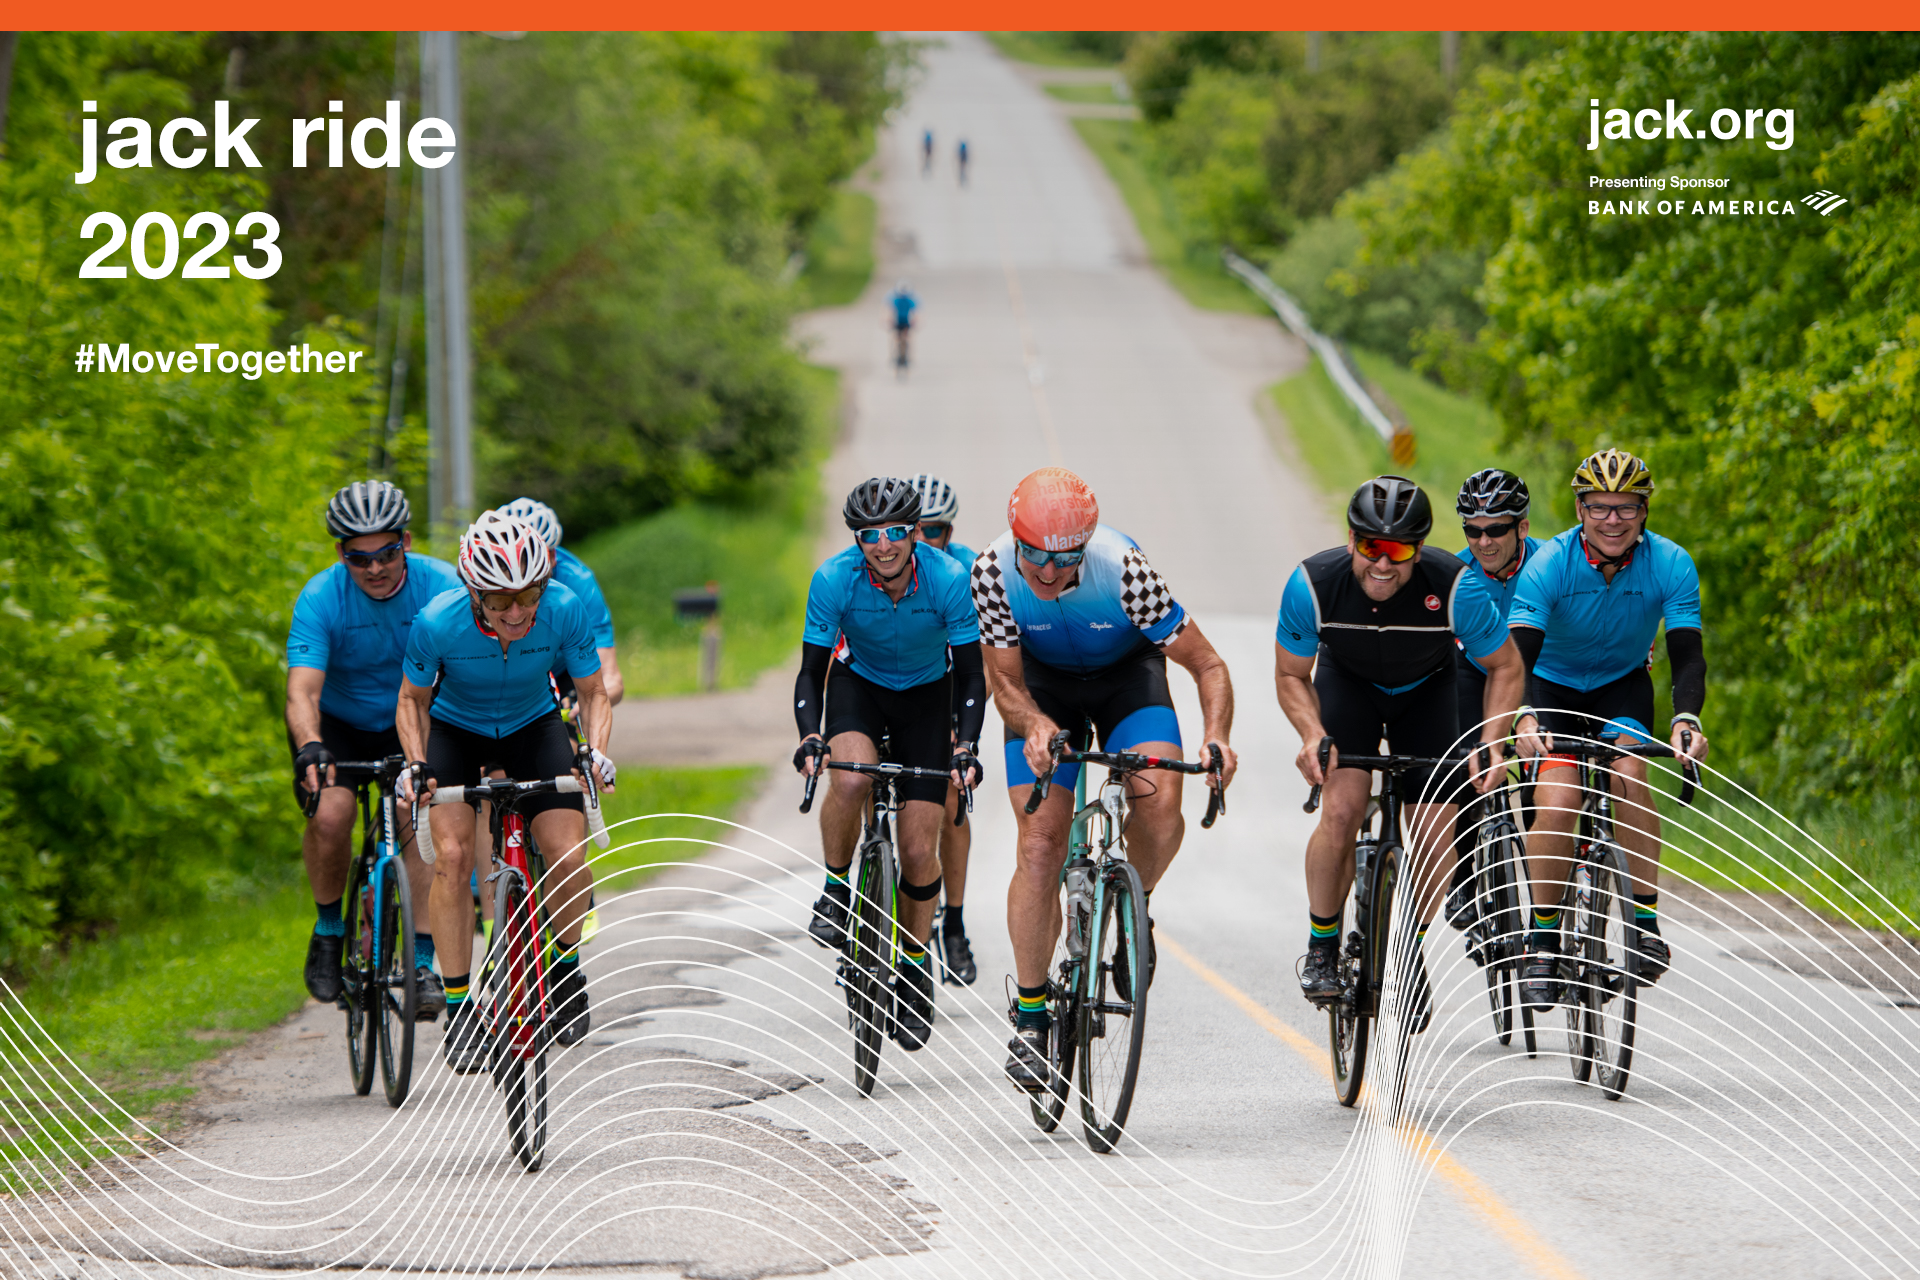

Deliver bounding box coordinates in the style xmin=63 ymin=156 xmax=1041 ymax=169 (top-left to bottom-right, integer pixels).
xmin=794 ymin=643 xmax=833 ymax=739
xmin=1666 ymin=627 xmax=1706 ymax=719
xmin=951 ymin=643 xmax=987 ymax=747
xmin=1510 ymin=625 xmax=1545 ymax=709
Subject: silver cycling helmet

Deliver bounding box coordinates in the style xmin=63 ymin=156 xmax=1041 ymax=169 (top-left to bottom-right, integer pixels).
xmin=458 ymin=510 xmax=553 ymax=593
xmin=500 ymin=496 xmax=563 ymax=549
xmin=325 ymin=480 xmax=411 ymax=539
xmin=1456 ymin=468 xmax=1531 ymax=520
xmin=906 ymin=473 xmax=958 ymax=523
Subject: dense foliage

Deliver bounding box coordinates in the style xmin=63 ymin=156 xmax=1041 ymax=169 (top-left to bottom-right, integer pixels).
xmin=0 ymin=35 xmax=367 ymax=964
xmin=1345 ymin=34 xmax=1920 ymax=798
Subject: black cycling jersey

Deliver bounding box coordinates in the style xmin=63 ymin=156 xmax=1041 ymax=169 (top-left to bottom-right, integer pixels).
xmin=1281 ymin=546 xmax=1495 ymax=693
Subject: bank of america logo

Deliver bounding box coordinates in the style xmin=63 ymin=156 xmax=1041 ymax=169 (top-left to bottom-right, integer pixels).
xmin=1805 ymin=190 xmax=1849 ymax=215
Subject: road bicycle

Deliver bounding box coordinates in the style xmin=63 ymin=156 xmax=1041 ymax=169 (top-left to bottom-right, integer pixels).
xmin=800 ymin=752 xmax=969 ymax=1097
xmin=1023 ymin=730 xmax=1224 ymax=1153
xmin=1542 ymin=733 xmax=1696 ymax=1100
xmin=1452 ymin=763 xmax=1537 ymax=1058
xmin=332 ymin=756 xmax=419 ymax=1107
xmin=419 ymin=756 xmax=609 ymax=1171
xmin=1302 ymin=739 xmax=1469 ymax=1108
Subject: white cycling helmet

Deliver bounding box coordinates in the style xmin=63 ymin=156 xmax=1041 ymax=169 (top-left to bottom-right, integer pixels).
xmin=500 ymin=496 xmax=563 ymax=549
xmin=458 ymin=510 xmax=553 ymax=593
xmin=906 ymin=473 xmax=958 ymax=522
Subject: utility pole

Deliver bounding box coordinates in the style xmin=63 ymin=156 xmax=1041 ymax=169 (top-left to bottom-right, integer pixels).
xmin=1305 ymin=32 xmax=1321 ymax=74
xmin=1441 ymin=32 xmax=1460 ymax=83
xmin=420 ymin=31 xmax=473 ymax=547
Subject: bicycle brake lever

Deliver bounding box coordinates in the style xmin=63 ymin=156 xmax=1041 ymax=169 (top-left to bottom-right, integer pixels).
xmin=1678 ymin=729 xmax=1698 ymax=807
xmin=800 ymin=771 xmax=819 ymax=815
xmin=1303 ymin=736 xmax=1333 ymax=814
xmin=1201 ymin=743 xmax=1225 ymax=829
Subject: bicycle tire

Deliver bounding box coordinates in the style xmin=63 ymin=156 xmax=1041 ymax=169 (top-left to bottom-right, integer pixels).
xmin=1030 ymin=976 xmax=1077 ymax=1132
xmin=343 ymin=859 xmax=377 ymax=1097
xmin=1565 ymin=861 xmax=1595 ymax=1084
xmin=376 ymin=859 xmax=418 ymax=1108
xmin=490 ymin=869 xmax=549 ymax=1170
xmin=1589 ymin=849 xmax=1639 ymax=1100
xmin=1330 ymin=838 xmax=1377 ymax=1107
xmin=1520 ymin=1001 xmax=1538 ymax=1057
xmin=1078 ymin=860 xmax=1148 ymax=1153
xmin=1480 ymin=816 xmax=1523 ymax=1045
xmin=847 ymin=836 xmax=896 ymax=1098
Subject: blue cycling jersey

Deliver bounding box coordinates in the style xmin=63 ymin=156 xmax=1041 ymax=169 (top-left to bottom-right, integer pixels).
xmin=1508 ymin=528 xmax=1702 ymax=691
xmin=802 ymin=543 xmax=979 ymax=691
xmin=1455 ymin=535 xmax=1544 ymax=675
xmin=973 ymin=526 xmax=1186 ymax=674
xmin=939 ymin=540 xmax=977 ymax=577
xmin=891 ymin=293 xmax=917 ymax=327
xmin=287 ymin=553 xmax=463 ymax=733
xmin=553 ymin=547 xmax=615 ymax=649
xmin=403 ymin=582 xmax=601 ymax=737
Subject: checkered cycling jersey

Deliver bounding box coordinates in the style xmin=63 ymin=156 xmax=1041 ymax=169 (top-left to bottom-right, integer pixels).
xmin=972 ymin=525 xmax=1187 ymax=674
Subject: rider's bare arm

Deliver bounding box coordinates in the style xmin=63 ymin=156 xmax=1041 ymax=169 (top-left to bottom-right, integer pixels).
xmin=572 ymin=668 xmax=613 ymax=758
xmin=596 ymin=646 xmax=625 ymax=706
xmin=983 ymin=644 xmax=1061 ymax=780
xmin=1476 ymin=636 xmax=1527 ymax=744
xmin=286 ymin=667 xmax=330 ymax=791
xmin=1162 ymin=620 xmax=1237 ymax=787
xmin=1274 ymin=643 xmax=1334 ymax=785
xmin=395 ymin=676 xmax=435 ymax=800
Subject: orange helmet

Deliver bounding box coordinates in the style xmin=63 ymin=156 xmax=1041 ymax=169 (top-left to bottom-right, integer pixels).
xmin=1008 ymin=468 xmax=1099 ymax=553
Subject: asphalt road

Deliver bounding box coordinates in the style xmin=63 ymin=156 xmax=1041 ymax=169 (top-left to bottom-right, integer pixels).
xmin=12 ymin=31 xmax=1920 ymax=1280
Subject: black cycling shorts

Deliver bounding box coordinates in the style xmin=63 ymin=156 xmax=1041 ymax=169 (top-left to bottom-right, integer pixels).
xmin=823 ymin=665 xmax=951 ymax=805
xmin=288 ymin=711 xmax=401 ymax=809
xmin=425 ymin=711 xmax=582 ymax=816
xmin=1004 ymin=649 xmax=1181 ymax=789
xmin=1533 ymin=668 xmax=1657 ymax=770
xmin=1315 ymin=653 xmax=1468 ymax=806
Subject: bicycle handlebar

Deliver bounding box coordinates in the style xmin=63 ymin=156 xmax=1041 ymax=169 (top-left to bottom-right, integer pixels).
xmin=1023 ymin=733 xmax=1227 ymax=826
xmin=414 ymin=774 xmax=608 ymax=865
xmin=1547 ymin=731 xmax=1699 ymax=806
xmin=1304 ymin=738 xmax=1493 ymax=814
xmin=800 ymin=759 xmax=966 ymax=819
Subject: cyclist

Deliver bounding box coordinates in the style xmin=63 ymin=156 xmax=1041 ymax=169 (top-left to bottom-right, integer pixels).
xmin=501 ymin=497 xmax=625 ymax=706
xmin=956 ymin=138 xmax=969 ymax=186
xmin=907 ymin=472 xmax=979 ymax=985
xmin=922 ymin=127 xmax=935 ymax=175
xmin=394 ymin=510 xmax=617 ymax=1073
xmin=1510 ymin=449 xmax=1709 ymax=1009
xmin=889 ymin=281 xmax=917 ymax=372
xmin=1443 ymin=469 xmax=1543 ymax=934
xmin=286 ymin=481 xmax=459 ymax=1020
xmin=1279 ymin=476 xmax=1525 ymax=1030
xmin=795 ymin=478 xmax=986 ymax=1052
xmin=976 ymin=467 xmax=1237 ymax=1090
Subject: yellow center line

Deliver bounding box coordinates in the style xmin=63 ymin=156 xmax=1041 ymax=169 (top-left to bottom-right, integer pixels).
xmin=1156 ymin=930 xmax=1586 ymax=1280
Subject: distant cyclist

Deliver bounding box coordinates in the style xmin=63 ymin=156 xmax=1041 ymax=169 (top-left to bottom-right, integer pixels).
xmin=907 ymin=471 xmax=980 ymax=985
xmin=922 ymin=127 xmax=935 ymax=175
xmin=975 ymin=468 xmax=1236 ymax=1090
xmin=1443 ymin=469 xmax=1543 ymax=933
xmin=500 ymin=496 xmax=625 ymax=706
xmin=956 ymin=137 xmax=970 ymax=186
xmin=1510 ymin=450 xmax=1709 ymax=1009
xmin=889 ymin=281 xmax=917 ymax=373
xmin=395 ymin=511 xmax=616 ymax=1072
xmin=286 ymin=481 xmax=458 ymax=1020
xmin=1280 ymin=476 xmax=1524 ymax=1029
xmin=795 ymin=479 xmax=986 ymax=1051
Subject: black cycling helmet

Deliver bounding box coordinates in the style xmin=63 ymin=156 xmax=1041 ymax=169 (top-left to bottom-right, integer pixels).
xmin=1347 ymin=475 xmax=1432 ymax=541
xmin=842 ymin=477 xmax=922 ymax=530
xmin=1456 ymin=468 xmax=1531 ymax=519
xmin=326 ymin=480 xmax=411 ymax=539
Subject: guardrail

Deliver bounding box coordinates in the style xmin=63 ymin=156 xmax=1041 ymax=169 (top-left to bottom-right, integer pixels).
xmin=1222 ymin=248 xmax=1415 ymax=467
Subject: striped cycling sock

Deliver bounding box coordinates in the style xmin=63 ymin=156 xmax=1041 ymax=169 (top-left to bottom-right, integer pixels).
xmin=443 ymin=972 xmax=470 ymax=1010
xmin=901 ymin=943 xmax=929 ymax=966
xmin=314 ymin=898 xmax=345 ymax=939
xmin=1015 ymin=983 xmax=1048 ymax=1029
xmin=1530 ymin=907 xmax=1561 ymax=948
xmin=1634 ymin=892 xmax=1660 ymax=932
xmin=1309 ymin=911 xmax=1340 ymax=950
xmin=823 ymin=862 xmax=851 ymax=892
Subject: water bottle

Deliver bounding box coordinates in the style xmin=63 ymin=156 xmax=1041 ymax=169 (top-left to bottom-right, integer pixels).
xmin=1064 ymin=864 xmax=1092 ymax=956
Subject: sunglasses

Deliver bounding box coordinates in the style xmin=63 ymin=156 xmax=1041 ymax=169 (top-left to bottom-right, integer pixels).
xmin=917 ymin=522 xmax=952 ymax=541
xmin=1462 ymin=520 xmax=1518 ymax=541
xmin=1581 ymin=500 xmax=1646 ymax=522
xmin=477 ymin=583 xmax=546 ymax=611
xmin=1015 ymin=540 xmax=1086 ymax=570
xmin=342 ymin=541 xmax=405 ymax=568
xmin=855 ymin=524 xmax=914 ymax=545
xmin=1355 ymin=536 xmax=1421 ymax=564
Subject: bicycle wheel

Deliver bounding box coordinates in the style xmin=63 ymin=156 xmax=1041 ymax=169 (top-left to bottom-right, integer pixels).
xmin=1588 ymin=850 xmax=1639 ymax=1099
xmin=342 ymin=859 xmax=377 ymax=1097
xmin=1030 ymin=975 xmax=1077 ymax=1133
xmin=1520 ymin=1002 xmax=1538 ymax=1057
xmin=1330 ymin=838 xmax=1380 ymax=1107
xmin=490 ymin=870 xmax=549 ymax=1170
xmin=1478 ymin=820 xmax=1521 ymax=1045
xmin=375 ymin=859 xmax=418 ymax=1108
xmin=1078 ymin=860 xmax=1148 ymax=1153
xmin=1565 ymin=861 xmax=1595 ymax=1084
xmin=845 ymin=836 xmax=896 ymax=1098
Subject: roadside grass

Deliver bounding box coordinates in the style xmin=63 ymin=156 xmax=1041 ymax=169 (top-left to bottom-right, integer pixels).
xmin=1070 ymin=118 xmax=1265 ymax=316
xmin=1044 ymin=82 xmax=1123 ymax=106
xmin=985 ymin=32 xmax=1117 ymax=68
xmin=577 ymin=363 xmax=837 ymax=698
xmin=0 ymin=765 xmax=764 ymax=1191
xmin=796 ymin=188 xmax=876 ymax=310
xmin=1266 ymin=352 xmax=1521 ymax=553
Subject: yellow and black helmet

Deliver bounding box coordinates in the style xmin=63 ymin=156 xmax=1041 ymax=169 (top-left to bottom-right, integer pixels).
xmin=1571 ymin=448 xmax=1655 ymax=496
